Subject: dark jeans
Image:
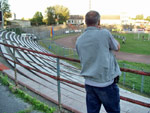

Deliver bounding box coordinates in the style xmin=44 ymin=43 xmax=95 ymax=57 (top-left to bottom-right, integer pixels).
xmin=85 ymin=83 xmax=120 ymax=113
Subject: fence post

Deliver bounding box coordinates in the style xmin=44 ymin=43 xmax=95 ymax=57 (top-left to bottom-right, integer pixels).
xmin=56 ymin=58 xmax=61 ymax=112
xmin=141 ymin=69 xmax=144 ymax=93
xmin=13 ymin=48 xmax=18 ymax=86
xmin=123 ymin=63 xmax=126 ymax=86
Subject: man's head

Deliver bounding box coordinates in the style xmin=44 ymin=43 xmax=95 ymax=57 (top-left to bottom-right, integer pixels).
xmin=85 ymin=10 xmax=100 ymax=26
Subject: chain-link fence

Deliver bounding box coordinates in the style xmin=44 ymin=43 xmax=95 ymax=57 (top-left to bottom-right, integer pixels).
xmin=118 ymin=63 xmax=150 ymax=96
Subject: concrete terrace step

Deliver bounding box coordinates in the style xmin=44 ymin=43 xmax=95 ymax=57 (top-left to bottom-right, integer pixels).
xmin=2 ymin=67 xmax=150 ymax=113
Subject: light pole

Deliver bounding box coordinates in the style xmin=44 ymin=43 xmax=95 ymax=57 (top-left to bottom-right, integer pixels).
xmin=89 ymin=0 xmax=91 ymax=10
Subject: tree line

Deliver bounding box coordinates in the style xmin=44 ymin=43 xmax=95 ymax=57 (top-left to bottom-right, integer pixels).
xmin=29 ymin=5 xmax=69 ymax=26
xmin=3 ymin=1 xmax=150 ymax=26
xmin=3 ymin=1 xmax=69 ymax=26
xmin=132 ymin=14 xmax=150 ymax=21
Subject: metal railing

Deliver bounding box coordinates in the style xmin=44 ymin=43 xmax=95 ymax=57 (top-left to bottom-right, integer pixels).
xmin=40 ymin=38 xmax=150 ymax=95
xmin=0 ymin=42 xmax=150 ymax=111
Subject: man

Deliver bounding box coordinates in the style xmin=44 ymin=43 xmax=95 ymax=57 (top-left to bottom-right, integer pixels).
xmin=122 ymin=36 xmax=126 ymax=44
xmin=76 ymin=10 xmax=121 ymax=113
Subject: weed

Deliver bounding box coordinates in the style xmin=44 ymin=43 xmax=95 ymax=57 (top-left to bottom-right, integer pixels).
xmin=0 ymin=74 xmax=56 ymax=113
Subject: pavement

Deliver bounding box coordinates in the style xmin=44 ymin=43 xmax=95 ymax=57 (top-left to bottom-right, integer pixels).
xmin=0 ymin=81 xmax=42 ymax=113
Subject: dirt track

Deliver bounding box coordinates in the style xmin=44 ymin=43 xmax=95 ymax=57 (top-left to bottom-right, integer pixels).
xmin=54 ymin=35 xmax=150 ymax=64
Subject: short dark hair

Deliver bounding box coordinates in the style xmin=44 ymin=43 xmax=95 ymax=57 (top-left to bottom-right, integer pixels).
xmin=85 ymin=10 xmax=100 ymax=26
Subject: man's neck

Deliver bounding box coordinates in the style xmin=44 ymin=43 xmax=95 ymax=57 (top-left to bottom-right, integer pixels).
xmin=87 ymin=25 xmax=101 ymax=29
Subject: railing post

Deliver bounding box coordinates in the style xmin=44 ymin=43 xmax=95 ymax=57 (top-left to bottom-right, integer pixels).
xmin=57 ymin=58 xmax=61 ymax=112
xmin=13 ymin=48 xmax=18 ymax=86
xmin=73 ymin=49 xmax=75 ymax=59
xmin=123 ymin=63 xmax=126 ymax=86
xmin=141 ymin=69 xmax=144 ymax=93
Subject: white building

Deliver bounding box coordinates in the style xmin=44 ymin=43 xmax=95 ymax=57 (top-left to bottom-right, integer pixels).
xmin=66 ymin=15 xmax=84 ymax=25
xmin=101 ymin=15 xmax=121 ymax=25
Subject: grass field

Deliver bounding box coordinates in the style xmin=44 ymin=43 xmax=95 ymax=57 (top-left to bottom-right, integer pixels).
xmin=111 ymin=32 xmax=150 ymax=96
xmin=112 ymin=32 xmax=150 ymax=55
xmin=118 ymin=60 xmax=150 ymax=96
xmin=39 ymin=32 xmax=150 ymax=97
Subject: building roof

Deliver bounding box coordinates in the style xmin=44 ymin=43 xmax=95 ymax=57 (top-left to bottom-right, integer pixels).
xmin=69 ymin=15 xmax=84 ymax=19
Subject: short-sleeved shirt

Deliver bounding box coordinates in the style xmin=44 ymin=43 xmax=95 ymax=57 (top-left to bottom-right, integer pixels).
xmin=76 ymin=27 xmax=121 ymax=87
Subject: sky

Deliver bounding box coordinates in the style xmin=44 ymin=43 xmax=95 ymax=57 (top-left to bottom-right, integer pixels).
xmin=9 ymin=0 xmax=150 ymax=19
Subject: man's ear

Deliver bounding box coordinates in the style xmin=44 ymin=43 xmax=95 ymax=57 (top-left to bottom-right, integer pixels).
xmin=98 ymin=20 xmax=100 ymax=26
xmin=98 ymin=20 xmax=101 ymax=28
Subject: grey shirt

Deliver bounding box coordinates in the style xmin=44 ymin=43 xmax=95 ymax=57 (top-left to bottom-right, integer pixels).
xmin=76 ymin=27 xmax=121 ymax=85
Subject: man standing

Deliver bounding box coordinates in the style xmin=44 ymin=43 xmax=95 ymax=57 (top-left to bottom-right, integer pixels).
xmin=76 ymin=11 xmax=121 ymax=113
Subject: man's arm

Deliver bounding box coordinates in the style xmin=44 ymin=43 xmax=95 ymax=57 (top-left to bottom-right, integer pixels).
xmin=109 ymin=35 xmax=120 ymax=52
xmin=115 ymin=39 xmax=120 ymax=52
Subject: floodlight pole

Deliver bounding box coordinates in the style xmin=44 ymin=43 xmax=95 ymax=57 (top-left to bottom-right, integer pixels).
xmin=89 ymin=0 xmax=91 ymax=10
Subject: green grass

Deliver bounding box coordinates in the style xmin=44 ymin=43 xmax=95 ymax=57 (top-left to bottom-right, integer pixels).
xmin=113 ymin=32 xmax=150 ymax=55
xmin=48 ymin=33 xmax=79 ymax=41
xmin=118 ymin=60 xmax=150 ymax=71
xmin=118 ymin=60 xmax=150 ymax=96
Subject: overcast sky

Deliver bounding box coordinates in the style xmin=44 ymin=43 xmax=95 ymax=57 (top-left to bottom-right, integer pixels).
xmin=9 ymin=0 xmax=150 ymax=19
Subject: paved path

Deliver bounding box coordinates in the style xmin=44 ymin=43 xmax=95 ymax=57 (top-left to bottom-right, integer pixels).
xmin=114 ymin=52 xmax=150 ymax=64
xmin=54 ymin=36 xmax=150 ymax=64
xmin=0 ymin=81 xmax=42 ymax=113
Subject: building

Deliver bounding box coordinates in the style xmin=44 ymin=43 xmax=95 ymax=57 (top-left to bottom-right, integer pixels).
xmin=66 ymin=15 xmax=84 ymax=25
xmin=101 ymin=15 xmax=121 ymax=25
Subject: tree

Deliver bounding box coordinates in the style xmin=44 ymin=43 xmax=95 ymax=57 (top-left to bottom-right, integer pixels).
xmin=44 ymin=7 xmax=55 ymax=25
xmin=30 ymin=11 xmax=43 ymax=25
xmin=53 ymin=5 xmax=69 ymax=24
xmin=1 ymin=0 xmax=12 ymax=20
xmin=145 ymin=16 xmax=150 ymax=21
xmin=135 ymin=14 xmax=144 ymax=20
xmin=44 ymin=5 xmax=69 ymax=25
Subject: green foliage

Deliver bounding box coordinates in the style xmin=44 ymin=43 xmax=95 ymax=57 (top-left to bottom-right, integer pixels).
xmin=145 ymin=16 xmax=150 ymax=21
xmin=135 ymin=14 xmax=144 ymax=20
xmin=0 ymin=74 xmax=55 ymax=113
xmin=15 ymin=90 xmax=55 ymax=112
xmin=1 ymin=0 xmax=12 ymax=21
xmin=53 ymin=5 xmax=69 ymax=24
xmin=44 ymin=5 xmax=69 ymax=25
xmin=15 ymin=89 xmax=56 ymax=113
xmin=44 ymin=7 xmax=55 ymax=25
xmin=0 ymin=74 xmax=9 ymax=85
xmin=30 ymin=11 xmax=44 ymax=26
